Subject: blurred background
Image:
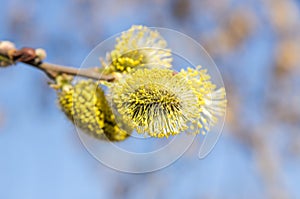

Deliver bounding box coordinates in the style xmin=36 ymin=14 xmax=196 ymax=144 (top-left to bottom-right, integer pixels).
xmin=0 ymin=0 xmax=300 ymax=198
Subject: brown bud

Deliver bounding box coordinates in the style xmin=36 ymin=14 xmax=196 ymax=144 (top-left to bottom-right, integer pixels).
xmin=13 ymin=47 xmax=37 ymax=62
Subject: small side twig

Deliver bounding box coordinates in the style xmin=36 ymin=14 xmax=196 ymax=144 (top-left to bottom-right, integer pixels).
xmin=0 ymin=46 xmax=115 ymax=82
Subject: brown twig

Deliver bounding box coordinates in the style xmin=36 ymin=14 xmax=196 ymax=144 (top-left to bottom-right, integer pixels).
xmin=0 ymin=47 xmax=115 ymax=81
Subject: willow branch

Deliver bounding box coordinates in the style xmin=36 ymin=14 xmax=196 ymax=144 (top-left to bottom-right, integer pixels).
xmin=0 ymin=47 xmax=115 ymax=81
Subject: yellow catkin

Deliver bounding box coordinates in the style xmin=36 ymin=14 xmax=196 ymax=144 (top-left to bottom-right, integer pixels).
xmin=102 ymin=25 xmax=172 ymax=74
xmin=110 ymin=68 xmax=202 ymax=137
xmin=58 ymin=80 xmax=129 ymax=142
xmin=111 ymin=67 xmax=226 ymax=137
xmin=180 ymin=66 xmax=227 ymax=135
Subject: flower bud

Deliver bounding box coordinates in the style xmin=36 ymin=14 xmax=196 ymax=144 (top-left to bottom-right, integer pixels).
xmin=0 ymin=41 xmax=15 ymax=51
xmin=0 ymin=41 xmax=15 ymax=67
xmin=35 ymin=48 xmax=47 ymax=61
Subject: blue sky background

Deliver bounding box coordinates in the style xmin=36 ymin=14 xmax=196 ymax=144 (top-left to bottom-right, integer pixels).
xmin=0 ymin=0 xmax=300 ymax=198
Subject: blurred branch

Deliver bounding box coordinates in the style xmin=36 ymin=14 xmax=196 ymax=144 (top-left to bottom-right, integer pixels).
xmin=225 ymin=86 xmax=290 ymax=199
xmin=0 ymin=46 xmax=115 ymax=81
xmin=228 ymin=112 xmax=290 ymax=199
xmin=251 ymin=127 xmax=290 ymax=199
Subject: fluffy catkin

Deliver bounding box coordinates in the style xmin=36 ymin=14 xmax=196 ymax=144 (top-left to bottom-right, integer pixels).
xmin=58 ymin=80 xmax=129 ymax=141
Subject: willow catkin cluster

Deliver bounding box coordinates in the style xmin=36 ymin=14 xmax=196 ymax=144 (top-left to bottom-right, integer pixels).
xmin=57 ymin=25 xmax=226 ymax=140
xmin=58 ymin=80 xmax=129 ymax=141
xmin=0 ymin=26 xmax=227 ymax=141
